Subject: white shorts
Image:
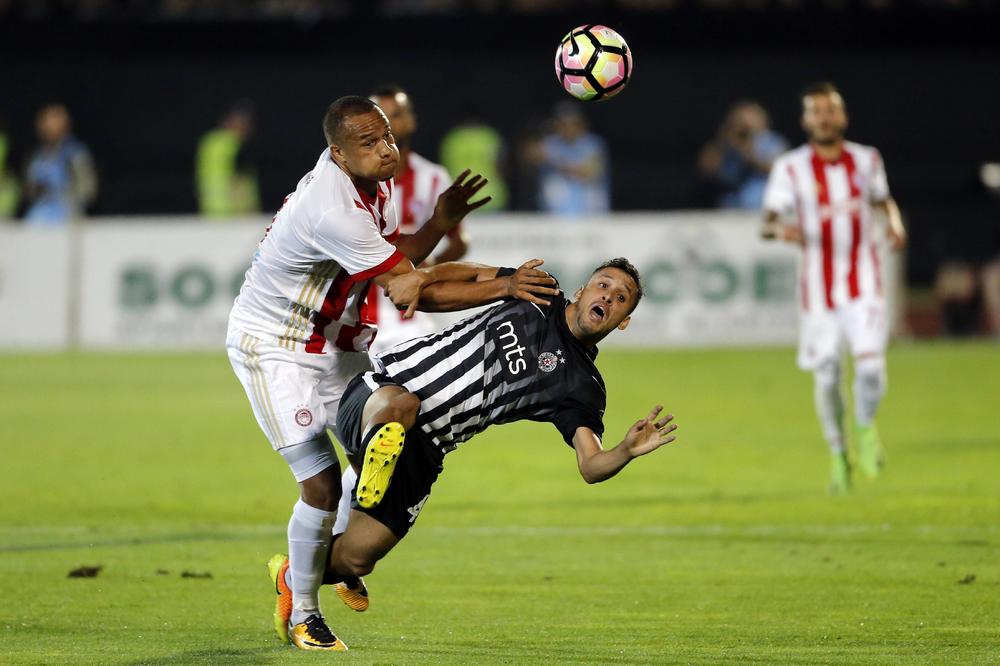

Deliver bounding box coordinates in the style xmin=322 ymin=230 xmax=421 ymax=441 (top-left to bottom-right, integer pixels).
xmin=797 ymin=298 xmax=888 ymax=371
xmin=226 ymin=328 xmax=373 ymax=451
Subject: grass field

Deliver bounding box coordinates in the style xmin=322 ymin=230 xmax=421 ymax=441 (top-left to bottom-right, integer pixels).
xmin=1 ymin=343 xmax=998 ymax=665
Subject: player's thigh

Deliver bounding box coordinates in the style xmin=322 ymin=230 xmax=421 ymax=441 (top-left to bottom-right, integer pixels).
xmin=316 ymin=351 xmax=374 ymax=432
xmin=796 ymin=309 xmax=844 ymax=371
xmin=226 ymin=330 xmax=333 ymax=450
xmin=332 ymin=510 xmax=400 ymax=568
xmin=844 ymin=299 xmax=889 ymax=359
xmin=351 ymin=430 xmax=444 ymax=539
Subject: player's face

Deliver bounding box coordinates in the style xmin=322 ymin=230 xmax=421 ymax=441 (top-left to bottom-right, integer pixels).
xmin=331 ymin=109 xmax=400 ymax=183
xmin=802 ymin=93 xmax=848 ymax=146
xmin=374 ymin=93 xmax=416 ymax=144
xmin=573 ymin=268 xmax=637 ymax=338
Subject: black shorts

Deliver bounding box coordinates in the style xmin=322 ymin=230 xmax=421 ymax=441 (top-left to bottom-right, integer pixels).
xmin=335 ymin=373 xmax=444 ymax=539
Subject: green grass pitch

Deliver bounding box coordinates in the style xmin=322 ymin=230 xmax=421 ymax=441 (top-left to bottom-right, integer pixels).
xmin=1 ymin=343 xmax=997 ymax=664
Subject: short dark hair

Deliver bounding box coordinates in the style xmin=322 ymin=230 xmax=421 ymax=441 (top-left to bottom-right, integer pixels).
xmin=592 ymin=257 xmax=643 ymax=313
xmin=322 ymin=96 xmax=379 ymax=145
xmin=801 ymin=81 xmax=844 ymax=107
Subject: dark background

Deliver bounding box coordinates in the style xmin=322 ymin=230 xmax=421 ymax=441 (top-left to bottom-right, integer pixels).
xmin=2 ymin=4 xmax=999 ymax=284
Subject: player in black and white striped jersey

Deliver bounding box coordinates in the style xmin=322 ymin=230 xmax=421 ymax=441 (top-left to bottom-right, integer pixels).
xmin=324 ymin=258 xmax=679 ymax=607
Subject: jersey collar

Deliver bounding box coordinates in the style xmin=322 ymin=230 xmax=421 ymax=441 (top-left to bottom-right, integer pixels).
xmin=556 ymin=297 xmax=600 ymax=361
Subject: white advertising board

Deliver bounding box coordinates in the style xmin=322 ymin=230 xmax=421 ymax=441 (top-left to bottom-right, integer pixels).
xmin=0 ymin=226 xmax=72 ymax=349
xmin=77 ymin=219 xmax=265 ymax=349
xmin=4 ymin=212 xmax=896 ymax=350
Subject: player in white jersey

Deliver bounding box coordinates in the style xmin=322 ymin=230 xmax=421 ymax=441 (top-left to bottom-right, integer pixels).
xmin=226 ymin=96 xmax=558 ymax=651
xmin=366 ymin=85 xmax=469 ymax=355
xmin=762 ymin=82 xmax=907 ymax=494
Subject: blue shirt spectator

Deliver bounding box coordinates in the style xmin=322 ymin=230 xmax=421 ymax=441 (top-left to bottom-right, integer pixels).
xmin=537 ymin=105 xmax=609 ymax=216
xmin=698 ymin=101 xmax=787 ymax=210
xmin=25 ymin=105 xmax=97 ymax=225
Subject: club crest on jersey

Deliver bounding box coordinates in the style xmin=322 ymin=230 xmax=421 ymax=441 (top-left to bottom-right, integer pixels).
xmin=294 ymin=408 xmax=313 ymax=428
xmin=538 ymin=351 xmax=559 ymax=373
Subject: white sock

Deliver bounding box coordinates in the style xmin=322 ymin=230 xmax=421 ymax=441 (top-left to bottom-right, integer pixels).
xmin=287 ymin=498 xmax=335 ymax=625
xmin=853 ymin=355 xmax=887 ymax=427
xmin=332 ymin=467 xmax=356 ymax=536
xmin=813 ymin=362 xmax=846 ymax=454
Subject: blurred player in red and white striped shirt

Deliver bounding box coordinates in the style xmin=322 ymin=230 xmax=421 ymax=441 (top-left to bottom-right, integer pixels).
xmin=367 ymin=85 xmax=470 ymax=355
xmin=762 ymin=82 xmax=906 ymax=494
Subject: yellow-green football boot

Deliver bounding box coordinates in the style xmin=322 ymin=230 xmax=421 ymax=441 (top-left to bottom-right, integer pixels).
xmin=265 ymin=554 xmax=292 ymax=644
xmin=855 ymin=422 xmax=885 ymax=478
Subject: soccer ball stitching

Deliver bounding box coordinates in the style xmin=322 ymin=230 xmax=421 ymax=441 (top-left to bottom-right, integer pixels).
xmin=555 ymin=25 xmax=632 ymax=102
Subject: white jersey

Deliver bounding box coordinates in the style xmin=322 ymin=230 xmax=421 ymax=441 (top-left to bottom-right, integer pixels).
xmin=229 ymin=149 xmax=404 ymax=354
xmin=764 ymin=142 xmax=890 ymax=312
xmin=368 ymin=151 xmax=454 ymax=354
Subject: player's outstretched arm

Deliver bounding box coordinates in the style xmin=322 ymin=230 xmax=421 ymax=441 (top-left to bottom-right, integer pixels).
xmin=761 ymin=210 xmax=802 ymax=245
xmin=572 ymin=406 xmax=677 ymax=484
xmin=394 ymin=170 xmax=491 ymax=265
xmin=380 ymin=258 xmax=559 ymax=318
xmin=872 ymin=197 xmax=907 ymax=251
xmin=413 ymin=258 xmax=559 ymax=313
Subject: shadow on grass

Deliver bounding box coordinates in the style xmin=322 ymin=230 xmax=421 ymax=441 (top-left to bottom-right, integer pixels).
xmin=123 ymin=647 xmax=279 ymax=665
xmin=0 ymin=529 xmax=283 ymax=554
xmin=384 ymin=640 xmax=670 ymax=665
xmin=430 ymin=488 xmax=818 ymax=515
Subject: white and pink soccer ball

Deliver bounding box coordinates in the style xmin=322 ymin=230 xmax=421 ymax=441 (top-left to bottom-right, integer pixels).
xmin=554 ymin=25 xmax=633 ymax=102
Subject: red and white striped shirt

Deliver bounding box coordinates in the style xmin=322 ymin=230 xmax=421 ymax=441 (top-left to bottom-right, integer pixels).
xmin=229 ymin=149 xmax=404 ymax=354
xmin=391 ymin=151 xmax=451 ymax=235
xmin=763 ymin=141 xmax=890 ymax=311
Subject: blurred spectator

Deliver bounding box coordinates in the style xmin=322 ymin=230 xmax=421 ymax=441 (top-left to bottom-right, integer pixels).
xmin=698 ymin=100 xmax=787 ymax=209
xmin=25 ymin=104 xmax=97 ymax=225
xmin=195 ymin=101 xmax=260 ymax=218
xmin=0 ymin=117 xmax=20 ymax=219
xmin=934 ymin=262 xmax=979 ymax=336
xmin=528 ymin=103 xmax=609 ymax=216
xmin=439 ymin=107 xmax=508 ymax=211
xmin=978 ymin=162 xmax=1000 ymax=338
xmin=511 ymin=114 xmax=548 ymax=211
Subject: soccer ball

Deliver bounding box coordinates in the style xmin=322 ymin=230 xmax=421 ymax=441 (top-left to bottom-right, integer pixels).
xmin=554 ymin=25 xmax=632 ymax=102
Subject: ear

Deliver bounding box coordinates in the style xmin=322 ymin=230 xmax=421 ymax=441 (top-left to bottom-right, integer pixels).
xmin=617 ymin=315 xmax=631 ymax=332
xmin=329 ymin=144 xmax=347 ymax=167
xmin=573 ymin=287 xmax=583 ymax=301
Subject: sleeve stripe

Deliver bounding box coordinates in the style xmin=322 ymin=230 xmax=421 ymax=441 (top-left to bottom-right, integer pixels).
xmin=349 ymin=248 xmax=406 ymax=283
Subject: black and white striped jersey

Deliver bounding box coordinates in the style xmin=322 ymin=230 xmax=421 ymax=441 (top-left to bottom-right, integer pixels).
xmin=366 ymin=280 xmax=606 ymax=453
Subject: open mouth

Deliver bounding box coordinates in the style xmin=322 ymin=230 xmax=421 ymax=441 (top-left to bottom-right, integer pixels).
xmin=589 ymin=303 xmax=606 ymax=323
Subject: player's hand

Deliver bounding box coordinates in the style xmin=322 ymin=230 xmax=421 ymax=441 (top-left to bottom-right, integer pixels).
xmin=432 ymin=170 xmax=492 ymax=229
xmin=505 ymin=259 xmax=560 ymax=306
xmin=621 ymin=405 xmax=677 ymax=459
xmin=888 ymin=225 xmax=907 ymax=251
xmin=782 ymin=224 xmax=804 ymax=245
xmin=385 ymin=270 xmax=429 ymax=320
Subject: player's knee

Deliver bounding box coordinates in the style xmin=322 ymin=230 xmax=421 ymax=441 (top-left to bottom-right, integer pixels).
xmin=854 ymin=354 xmax=887 ymax=392
xmin=389 ymin=391 xmax=421 ymax=425
xmin=299 ymin=472 xmax=342 ymax=512
xmin=814 ymin=360 xmax=841 ymax=389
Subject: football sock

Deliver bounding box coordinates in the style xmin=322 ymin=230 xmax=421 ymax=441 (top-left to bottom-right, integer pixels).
xmin=853 ymin=355 xmax=887 ymax=427
xmin=287 ymin=498 xmax=335 ymax=626
xmin=813 ymin=362 xmax=846 ymax=454
xmin=331 ymin=466 xmax=356 ymax=536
